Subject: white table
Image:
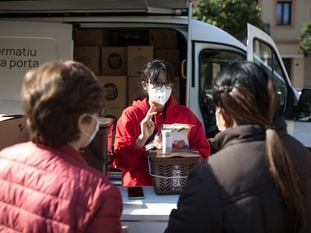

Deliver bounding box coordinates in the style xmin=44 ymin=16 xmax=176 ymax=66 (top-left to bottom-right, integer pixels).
xmin=118 ymin=186 xmax=179 ymax=233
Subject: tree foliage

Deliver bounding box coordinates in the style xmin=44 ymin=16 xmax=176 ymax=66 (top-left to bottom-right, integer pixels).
xmin=299 ymin=20 xmax=311 ymax=56
xmin=192 ymin=0 xmax=264 ymax=40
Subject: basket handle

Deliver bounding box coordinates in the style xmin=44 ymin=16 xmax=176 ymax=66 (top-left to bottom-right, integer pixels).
xmin=147 ymin=156 xmax=188 ymax=179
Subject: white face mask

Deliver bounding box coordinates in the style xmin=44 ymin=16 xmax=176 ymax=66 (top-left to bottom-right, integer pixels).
xmin=81 ymin=115 xmax=99 ymax=146
xmin=149 ymin=86 xmax=172 ymax=106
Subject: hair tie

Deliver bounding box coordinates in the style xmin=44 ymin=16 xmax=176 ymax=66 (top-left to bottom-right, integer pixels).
xmin=217 ymin=85 xmax=232 ymax=93
xmin=265 ymin=124 xmax=277 ymax=130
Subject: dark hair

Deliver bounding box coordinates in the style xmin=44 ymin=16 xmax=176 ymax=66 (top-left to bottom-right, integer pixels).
xmin=132 ymin=59 xmax=174 ymax=101
xmin=142 ymin=59 xmax=174 ymax=84
xmin=213 ymin=61 xmax=305 ymax=232
xmin=21 ymin=60 xmax=105 ymax=147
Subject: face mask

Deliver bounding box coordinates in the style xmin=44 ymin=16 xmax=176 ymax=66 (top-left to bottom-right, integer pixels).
xmin=81 ymin=115 xmax=99 ymax=146
xmin=149 ymin=86 xmax=172 ymax=106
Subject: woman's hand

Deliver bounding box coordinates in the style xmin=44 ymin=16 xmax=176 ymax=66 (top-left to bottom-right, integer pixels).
xmin=136 ymin=104 xmax=157 ymax=148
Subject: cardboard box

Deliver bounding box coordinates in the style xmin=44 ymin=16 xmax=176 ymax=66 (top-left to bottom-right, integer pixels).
xmin=74 ymin=46 xmax=100 ymax=75
xmin=74 ymin=29 xmax=114 ymax=46
xmin=114 ymin=29 xmax=149 ymax=46
xmin=127 ymin=46 xmax=154 ymax=76
xmin=0 ymin=115 xmax=28 ymax=150
xmin=127 ymin=76 xmax=143 ymax=105
xmin=149 ymin=29 xmax=177 ymax=49
xmin=101 ymin=47 xmax=127 ymax=75
xmin=161 ymin=124 xmax=192 ymax=150
xmin=97 ymin=76 xmax=127 ymax=107
xmin=102 ymin=29 xmax=116 ymax=46
xmin=155 ymin=49 xmax=180 ymax=75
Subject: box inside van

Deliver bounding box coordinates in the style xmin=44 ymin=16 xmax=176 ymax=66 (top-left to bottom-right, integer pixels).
xmin=73 ymin=28 xmax=187 ymax=119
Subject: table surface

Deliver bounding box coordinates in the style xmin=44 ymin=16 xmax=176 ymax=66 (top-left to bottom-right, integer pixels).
xmin=118 ymin=186 xmax=179 ymax=221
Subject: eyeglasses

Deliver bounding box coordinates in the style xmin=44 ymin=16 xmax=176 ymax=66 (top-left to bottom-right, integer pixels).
xmin=149 ymin=81 xmax=173 ymax=90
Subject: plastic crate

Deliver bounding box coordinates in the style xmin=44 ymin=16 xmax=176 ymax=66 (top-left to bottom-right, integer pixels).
xmin=147 ymin=150 xmax=200 ymax=195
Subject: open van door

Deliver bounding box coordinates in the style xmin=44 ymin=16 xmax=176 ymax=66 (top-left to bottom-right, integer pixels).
xmin=0 ymin=21 xmax=72 ymax=114
xmin=247 ymin=23 xmax=297 ymax=113
xmin=247 ymin=23 xmax=311 ymax=149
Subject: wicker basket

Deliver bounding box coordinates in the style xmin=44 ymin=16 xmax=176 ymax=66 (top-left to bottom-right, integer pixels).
xmin=147 ymin=150 xmax=200 ymax=195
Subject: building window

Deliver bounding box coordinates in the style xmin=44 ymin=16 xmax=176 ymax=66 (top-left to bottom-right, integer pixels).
xmin=277 ymin=1 xmax=292 ymax=25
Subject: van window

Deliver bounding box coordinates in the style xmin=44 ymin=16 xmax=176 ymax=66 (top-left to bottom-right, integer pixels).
xmin=252 ymin=38 xmax=288 ymax=114
xmin=199 ymin=49 xmax=244 ymax=137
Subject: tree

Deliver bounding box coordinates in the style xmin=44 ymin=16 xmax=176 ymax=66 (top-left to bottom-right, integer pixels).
xmin=299 ymin=20 xmax=311 ymax=56
xmin=192 ymin=0 xmax=264 ymax=40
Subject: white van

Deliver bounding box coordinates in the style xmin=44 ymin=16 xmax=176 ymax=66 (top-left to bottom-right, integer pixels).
xmin=0 ymin=0 xmax=310 ymax=149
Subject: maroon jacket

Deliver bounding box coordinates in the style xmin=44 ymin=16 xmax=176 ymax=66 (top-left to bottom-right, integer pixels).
xmin=0 ymin=142 xmax=122 ymax=233
xmin=113 ymin=97 xmax=210 ymax=186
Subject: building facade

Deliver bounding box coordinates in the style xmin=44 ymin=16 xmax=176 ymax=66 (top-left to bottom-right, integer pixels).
xmin=258 ymin=0 xmax=311 ymax=89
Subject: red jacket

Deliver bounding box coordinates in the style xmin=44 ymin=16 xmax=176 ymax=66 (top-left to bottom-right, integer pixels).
xmin=113 ymin=97 xmax=210 ymax=186
xmin=0 ymin=142 xmax=122 ymax=233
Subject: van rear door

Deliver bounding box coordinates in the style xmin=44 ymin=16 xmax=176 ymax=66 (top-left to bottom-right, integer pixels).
xmin=0 ymin=21 xmax=72 ymax=114
xmin=247 ymin=23 xmax=311 ymax=149
xmin=247 ymin=23 xmax=297 ymax=114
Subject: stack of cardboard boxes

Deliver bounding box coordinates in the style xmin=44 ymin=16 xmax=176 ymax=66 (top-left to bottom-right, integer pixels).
xmin=74 ymin=29 xmax=113 ymax=76
xmin=99 ymin=45 xmax=128 ymax=121
xmin=150 ymin=29 xmax=180 ymax=103
xmin=74 ymin=28 xmax=180 ymax=122
xmin=74 ymin=29 xmax=124 ymax=121
xmin=127 ymin=45 xmax=154 ymax=105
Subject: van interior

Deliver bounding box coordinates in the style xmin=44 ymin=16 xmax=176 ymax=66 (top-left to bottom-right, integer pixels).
xmin=73 ymin=27 xmax=187 ymax=183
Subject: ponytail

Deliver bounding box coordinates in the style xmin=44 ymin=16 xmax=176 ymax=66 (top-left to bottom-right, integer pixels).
xmin=265 ymin=128 xmax=305 ymax=232
xmin=213 ymin=61 xmax=306 ymax=232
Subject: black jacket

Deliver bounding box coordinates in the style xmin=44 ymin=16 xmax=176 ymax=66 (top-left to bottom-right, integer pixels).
xmin=164 ymin=121 xmax=311 ymax=233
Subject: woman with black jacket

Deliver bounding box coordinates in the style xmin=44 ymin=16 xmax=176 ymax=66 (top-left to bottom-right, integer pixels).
xmin=164 ymin=61 xmax=311 ymax=233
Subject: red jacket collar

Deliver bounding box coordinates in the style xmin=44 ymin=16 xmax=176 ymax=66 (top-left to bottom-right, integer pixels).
xmin=36 ymin=143 xmax=88 ymax=166
xmin=58 ymin=145 xmax=88 ymax=165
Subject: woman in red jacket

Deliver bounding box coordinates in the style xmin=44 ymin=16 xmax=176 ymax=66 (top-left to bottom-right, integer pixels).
xmin=113 ymin=59 xmax=210 ymax=186
xmin=0 ymin=61 xmax=122 ymax=233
